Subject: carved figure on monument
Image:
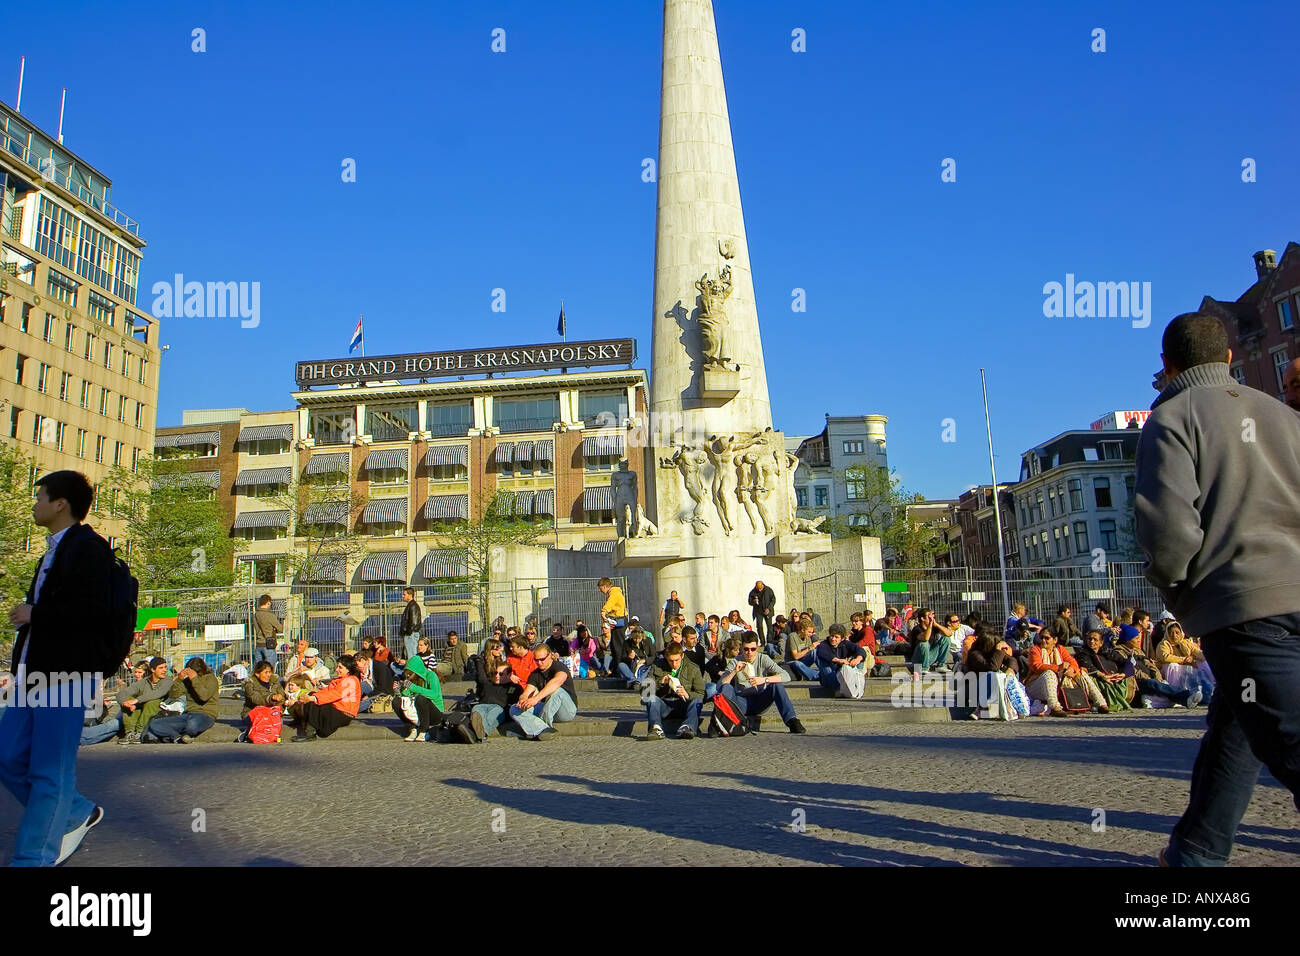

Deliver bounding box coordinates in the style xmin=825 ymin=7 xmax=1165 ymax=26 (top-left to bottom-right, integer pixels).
xmin=611 ymin=459 xmax=639 ymax=539
xmin=784 ymin=452 xmax=801 ymax=525
xmin=750 ymin=450 xmax=781 ymax=535
xmin=705 ymin=433 xmax=761 ymax=535
xmin=790 ymin=514 xmax=827 ymax=534
xmin=666 ymin=443 xmax=711 ymax=535
xmin=634 ymin=504 xmax=659 ymax=537
xmin=695 ymin=265 xmax=734 ymax=370
xmin=736 ymin=454 xmax=762 ymax=534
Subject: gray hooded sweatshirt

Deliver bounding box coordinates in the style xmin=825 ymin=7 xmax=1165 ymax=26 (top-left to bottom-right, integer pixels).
xmin=1135 ymin=362 xmax=1300 ymax=634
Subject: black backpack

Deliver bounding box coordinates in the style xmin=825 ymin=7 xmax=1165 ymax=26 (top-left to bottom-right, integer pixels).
xmin=101 ymin=547 xmax=139 ymax=676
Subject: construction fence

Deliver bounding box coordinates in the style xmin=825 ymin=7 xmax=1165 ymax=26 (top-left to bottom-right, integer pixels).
xmin=800 ymin=562 xmax=1167 ymax=629
xmin=133 ymin=575 xmax=627 ymax=678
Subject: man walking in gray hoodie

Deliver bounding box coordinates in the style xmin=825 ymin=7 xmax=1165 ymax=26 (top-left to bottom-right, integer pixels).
xmin=1135 ymin=312 xmax=1300 ymax=867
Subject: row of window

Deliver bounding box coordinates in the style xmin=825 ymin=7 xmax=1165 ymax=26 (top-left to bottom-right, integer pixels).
xmin=307 ymin=392 xmax=627 ymax=445
xmin=1 ymin=298 xmax=149 ymax=383
xmin=4 ymin=405 xmax=139 ymax=468
xmin=8 ymin=352 xmax=148 ymax=426
xmin=1021 ymin=519 xmax=1118 ymax=563
xmin=33 ymin=195 xmax=141 ymax=305
xmin=1020 ymin=475 xmax=1123 ymax=525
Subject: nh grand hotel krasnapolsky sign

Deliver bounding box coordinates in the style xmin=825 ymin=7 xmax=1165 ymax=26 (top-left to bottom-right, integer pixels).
xmin=295 ymin=338 xmax=636 ymax=388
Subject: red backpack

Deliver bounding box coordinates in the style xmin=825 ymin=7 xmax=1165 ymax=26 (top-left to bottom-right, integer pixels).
xmin=247 ymin=706 xmax=283 ymax=744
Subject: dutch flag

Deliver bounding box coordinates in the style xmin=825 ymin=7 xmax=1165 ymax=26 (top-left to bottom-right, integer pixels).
xmin=348 ymin=316 xmax=363 ymax=354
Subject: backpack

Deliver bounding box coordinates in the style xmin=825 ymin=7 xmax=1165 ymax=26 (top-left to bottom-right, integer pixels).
xmin=98 ymin=545 xmax=139 ymax=677
xmin=707 ymin=693 xmax=747 ymax=738
xmin=870 ymin=660 xmax=892 ymax=678
xmin=247 ymin=705 xmax=283 ymax=744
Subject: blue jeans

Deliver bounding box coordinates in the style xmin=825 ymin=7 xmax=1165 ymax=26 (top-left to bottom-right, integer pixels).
xmin=510 ymin=689 xmax=577 ymax=737
xmin=472 ymin=703 xmax=508 ymax=737
xmin=0 ymin=696 xmax=97 ymax=865
xmin=252 ymin=647 xmax=277 ymax=669
xmin=817 ymin=665 xmax=841 ymax=692
xmin=1167 ymin=613 xmax=1300 ymax=866
xmin=616 ymin=661 xmax=641 ymax=683
xmin=80 ymin=714 xmax=123 ymax=746
xmin=787 ymin=652 xmax=818 ymax=681
xmin=646 ymin=695 xmax=703 ymax=734
xmin=718 ymin=682 xmax=797 ymax=724
xmin=704 ymin=681 xmax=718 ymax=700
xmin=145 ymin=712 xmax=216 ymax=742
xmin=911 ymin=633 xmax=952 ymax=673
xmin=1136 ymin=677 xmax=1194 ymax=705
xmin=403 ymin=635 xmax=419 ymax=661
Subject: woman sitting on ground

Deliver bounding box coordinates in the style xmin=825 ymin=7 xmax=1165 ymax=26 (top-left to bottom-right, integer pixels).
xmin=1155 ymin=621 xmax=1215 ymax=697
xmin=371 ymin=636 xmax=392 ymax=662
xmin=726 ymin=610 xmax=750 ymax=634
xmin=1074 ymin=630 xmax=1135 ymax=712
xmin=469 ymin=659 xmax=523 ymax=742
xmin=241 ymin=661 xmax=286 ymax=732
xmin=394 ymin=650 xmax=446 ymax=742
xmin=474 ymin=637 xmax=507 ymax=695
xmin=291 ymin=655 xmax=362 ymax=742
xmin=146 ymin=657 xmax=221 ymax=743
xmin=962 ymin=628 xmax=1031 ymax=717
xmin=1025 ymin=631 xmax=1107 ymax=717
xmin=570 ymin=624 xmax=603 ymax=678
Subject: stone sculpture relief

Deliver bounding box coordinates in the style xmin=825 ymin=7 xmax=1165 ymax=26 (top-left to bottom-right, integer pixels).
xmin=663 ymin=443 xmax=712 ymax=535
xmin=752 ymin=449 xmax=782 ymax=535
xmin=705 ymin=433 xmax=763 ymax=535
xmin=695 ymin=265 xmax=734 ymax=371
xmin=633 ymin=504 xmax=659 ymax=537
xmin=790 ymin=514 xmax=827 ymax=534
xmin=736 ymin=454 xmax=763 ymax=534
xmin=784 ymin=452 xmax=801 ymax=526
xmin=610 ymin=459 xmax=639 ymax=539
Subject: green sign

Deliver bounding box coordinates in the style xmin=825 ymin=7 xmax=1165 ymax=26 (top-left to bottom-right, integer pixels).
xmin=137 ymin=607 xmax=179 ymax=630
xmin=881 ymin=582 xmax=909 ymax=593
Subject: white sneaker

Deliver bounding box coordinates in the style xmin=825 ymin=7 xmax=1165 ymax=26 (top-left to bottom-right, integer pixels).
xmin=650 ymin=724 xmax=665 ymax=739
xmin=1142 ymin=699 xmax=1155 ymax=709
xmin=1186 ymin=688 xmax=1204 ymax=707
xmin=403 ymin=729 xmax=420 ymax=742
xmin=55 ymin=806 xmax=103 ymax=865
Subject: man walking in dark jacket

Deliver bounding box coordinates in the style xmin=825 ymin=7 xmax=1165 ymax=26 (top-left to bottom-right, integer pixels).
xmin=1 ymin=471 xmax=109 ymax=865
xmin=399 ymin=587 xmax=422 ymax=661
xmin=748 ymin=580 xmax=775 ymax=647
xmin=1136 ymin=312 xmax=1300 ymax=867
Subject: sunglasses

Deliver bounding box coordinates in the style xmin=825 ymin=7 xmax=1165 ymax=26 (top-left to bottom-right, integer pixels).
xmin=741 ymin=646 xmax=759 ymax=653
xmin=534 ymin=652 xmax=551 ymax=663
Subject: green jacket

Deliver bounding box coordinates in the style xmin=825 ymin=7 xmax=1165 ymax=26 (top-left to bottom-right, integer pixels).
xmin=165 ymin=672 xmax=221 ymax=720
xmin=647 ymin=657 xmax=706 ymax=700
xmin=241 ymin=675 xmax=285 ymax=718
xmin=399 ymin=655 xmax=445 ymax=710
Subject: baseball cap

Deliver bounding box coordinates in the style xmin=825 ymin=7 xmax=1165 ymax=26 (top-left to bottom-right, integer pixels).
xmin=305 ymin=647 xmax=321 ymax=657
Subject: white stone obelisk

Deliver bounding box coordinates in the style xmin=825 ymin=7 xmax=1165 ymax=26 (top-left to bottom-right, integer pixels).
xmin=617 ymin=0 xmax=829 ymax=620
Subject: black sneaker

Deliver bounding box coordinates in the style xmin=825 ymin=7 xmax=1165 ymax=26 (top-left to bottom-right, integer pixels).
xmin=787 ymin=719 xmax=807 ymax=735
xmin=291 ymin=732 xmax=316 ymax=742
xmin=470 ymin=710 xmax=487 ymax=742
xmin=677 ymin=725 xmax=695 ymax=740
xmin=453 ymin=721 xmax=477 ymax=745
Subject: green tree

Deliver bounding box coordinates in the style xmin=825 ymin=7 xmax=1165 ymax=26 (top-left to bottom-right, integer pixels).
xmin=0 ymin=439 xmax=38 ymax=661
xmin=92 ymin=455 xmax=243 ymax=591
xmin=823 ymin=467 xmax=948 ymax=567
xmin=432 ymin=489 xmax=544 ymax=634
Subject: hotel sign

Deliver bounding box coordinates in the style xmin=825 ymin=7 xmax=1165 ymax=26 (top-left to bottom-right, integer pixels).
xmin=295 ymin=338 xmax=636 ymax=387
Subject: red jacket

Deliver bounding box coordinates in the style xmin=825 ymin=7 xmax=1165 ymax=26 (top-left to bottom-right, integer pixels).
xmin=311 ymin=674 xmax=361 ymax=717
xmin=1028 ymin=645 xmax=1079 ymax=682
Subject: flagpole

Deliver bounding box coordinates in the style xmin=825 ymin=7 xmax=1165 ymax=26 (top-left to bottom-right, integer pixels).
xmin=561 ymin=299 xmax=566 ymax=343
xmin=981 ymin=368 xmax=1012 ymax=624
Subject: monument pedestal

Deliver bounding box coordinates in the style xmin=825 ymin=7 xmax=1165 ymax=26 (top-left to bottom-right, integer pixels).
xmin=700 ymin=367 xmax=740 ymax=402
xmin=614 ymin=537 xmax=684 ymax=568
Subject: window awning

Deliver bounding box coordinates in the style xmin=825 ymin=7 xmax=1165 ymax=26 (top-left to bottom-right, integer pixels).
xmin=365 ymin=448 xmax=408 ymax=472
xmin=534 ymin=439 xmax=554 ymax=462
xmin=152 ymin=470 xmax=221 ymax=490
xmin=305 ymin=452 xmax=350 ymax=476
xmin=423 ymin=494 xmax=469 ymax=520
xmin=514 ymin=440 xmax=534 ymax=462
xmin=303 ymin=556 xmax=347 ymax=583
xmin=512 ymin=490 xmax=535 ymax=515
xmin=362 ymin=497 xmax=408 ymax=524
xmin=358 ymin=551 xmax=408 ymax=583
xmin=534 ymin=488 xmax=555 ymax=516
xmin=154 ymin=430 xmax=220 ymax=450
xmin=238 ymin=424 xmax=293 ymax=443
xmin=232 ymin=509 xmax=290 ymax=530
xmin=582 ymin=540 xmax=616 ymax=552
xmin=583 ymin=486 xmax=613 ymax=510
xmin=420 ymin=549 xmax=468 ymax=579
xmin=495 ymin=442 xmax=514 ymax=465
xmin=234 ymin=466 xmax=291 ymax=487
xmin=582 ymin=434 xmax=624 ymax=457
xmin=303 ymin=501 xmax=349 ymax=525
xmin=425 ymin=444 xmax=469 ymax=467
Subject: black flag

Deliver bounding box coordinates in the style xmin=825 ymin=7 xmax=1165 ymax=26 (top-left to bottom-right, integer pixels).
xmin=557 ymin=303 xmax=566 ymax=338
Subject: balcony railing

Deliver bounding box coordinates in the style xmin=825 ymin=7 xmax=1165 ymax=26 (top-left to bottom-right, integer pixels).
xmin=2 ymin=132 xmax=142 ymax=236
xmin=496 ymin=417 xmax=555 ymax=434
xmin=427 ymin=421 xmax=470 ymax=438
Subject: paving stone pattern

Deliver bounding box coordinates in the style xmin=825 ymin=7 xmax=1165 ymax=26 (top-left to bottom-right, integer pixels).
xmin=3 ymin=710 xmax=1296 ymax=867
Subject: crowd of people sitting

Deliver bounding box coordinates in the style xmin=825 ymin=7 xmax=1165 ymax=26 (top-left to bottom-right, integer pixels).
xmin=75 ymin=582 xmax=1213 ymax=746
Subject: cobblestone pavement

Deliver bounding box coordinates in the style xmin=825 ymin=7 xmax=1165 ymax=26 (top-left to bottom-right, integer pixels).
xmin=3 ymin=711 xmax=1296 ymax=866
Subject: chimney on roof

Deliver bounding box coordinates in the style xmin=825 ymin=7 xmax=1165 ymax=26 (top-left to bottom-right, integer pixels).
xmin=1253 ymin=249 xmax=1277 ymax=280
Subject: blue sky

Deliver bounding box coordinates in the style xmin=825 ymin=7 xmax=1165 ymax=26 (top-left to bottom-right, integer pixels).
xmin=5 ymin=0 xmax=1296 ymax=497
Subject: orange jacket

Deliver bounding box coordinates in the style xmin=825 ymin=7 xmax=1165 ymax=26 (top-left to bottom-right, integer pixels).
xmin=1028 ymin=645 xmax=1079 ymax=682
xmin=311 ymin=674 xmax=361 ymax=717
xmin=507 ymin=649 xmax=538 ymax=688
